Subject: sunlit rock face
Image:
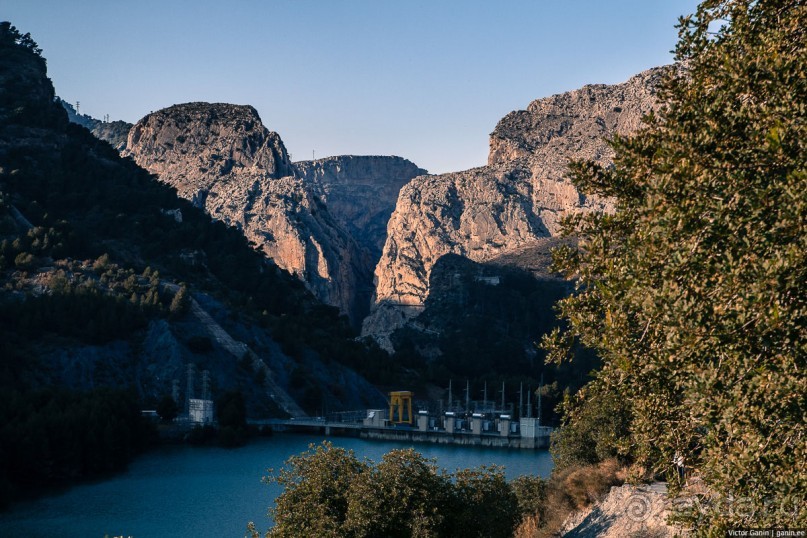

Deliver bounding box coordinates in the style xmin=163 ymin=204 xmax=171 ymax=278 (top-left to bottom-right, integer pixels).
xmin=125 ymin=102 xmax=367 ymax=322
xmin=363 ymin=68 xmax=665 ymax=350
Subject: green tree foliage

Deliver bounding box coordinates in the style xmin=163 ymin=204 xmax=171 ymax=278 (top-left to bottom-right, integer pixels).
xmin=258 ymin=442 xmax=528 ymax=538
xmin=544 ymin=0 xmax=805 ymax=532
xmin=510 ymin=475 xmax=547 ymax=522
xmin=267 ymin=443 xmax=368 ymax=538
xmin=13 ymin=251 xmax=35 ymax=269
xmin=0 ymin=387 xmax=154 ymax=508
xmin=549 ymin=383 xmax=631 ymax=471
xmin=345 ymin=448 xmax=454 ymax=537
xmin=216 ymin=390 xmax=247 ymax=447
xmin=0 ymin=22 xmax=41 ymax=56
xmin=451 ymin=466 xmax=520 ymax=538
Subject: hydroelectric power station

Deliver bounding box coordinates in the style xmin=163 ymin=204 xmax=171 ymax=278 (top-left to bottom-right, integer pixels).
xmin=257 ymin=383 xmax=553 ymax=450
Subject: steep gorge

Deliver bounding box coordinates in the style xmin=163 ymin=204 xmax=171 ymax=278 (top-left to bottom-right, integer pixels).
xmin=294 ymin=155 xmax=427 ymax=262
xmin=66 ymin=68 xmax=663 ymax=345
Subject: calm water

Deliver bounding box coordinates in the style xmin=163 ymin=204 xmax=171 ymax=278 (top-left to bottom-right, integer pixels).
xmin=0 ymin=434 xmax=552 ymax=538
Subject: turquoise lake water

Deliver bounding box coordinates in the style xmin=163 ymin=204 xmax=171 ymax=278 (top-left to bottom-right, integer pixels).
xmin=0 ymin=434 xmax=553 ymax=538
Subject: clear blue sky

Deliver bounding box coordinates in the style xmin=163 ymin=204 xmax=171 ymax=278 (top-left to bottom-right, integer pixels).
xmin=5 ymin=1 xmax=700 ymax=174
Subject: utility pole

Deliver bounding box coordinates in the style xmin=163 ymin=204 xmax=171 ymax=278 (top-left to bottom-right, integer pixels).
xmin=202 ymin=370 xmax=211 ymax=401
xmin=500 ymin=381 xmax=505 ymax=411
xmin=483 ymin=381 xmax=487 ymax=410
xmin=465 ymin=380 xmax=470 ymax=412
xmin=313 ymin=149 xmax=315 ymax=160
xmin=519 ymin=382 xmax=524 ymax=418
xmin=448 ymin=380 xmax=453 ymax=411
xmin=75 ymin=101 xmax=80 ymax=114
xmin=527 ymin=386 xmax=532 ymax=418
xmin=186 ymin=363 xmax=196 ymax=414
xmin=538 ymin=374 xmax=543 ymax=425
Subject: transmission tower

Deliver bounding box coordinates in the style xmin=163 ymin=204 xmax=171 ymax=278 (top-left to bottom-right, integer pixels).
xmin=201 ymin=370 xmax=211 ymax=401
xmin=186 ymin=363 xmax=196 ymax=413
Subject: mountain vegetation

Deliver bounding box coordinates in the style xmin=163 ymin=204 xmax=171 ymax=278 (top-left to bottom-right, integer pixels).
xmin=0 ymin=386 xmax=154 ymax=507
xmin=252 ymin=442 xmax=625 ymax=538
xmin=0 ymin=20 xmax=393 ymax=392
xmin=544 ymin=0 xmax=805 ymax=533
xmin=0 ymin=19 xmax=394 ymax=502
xmin=3 ymin=0 xmax=802 ymax=533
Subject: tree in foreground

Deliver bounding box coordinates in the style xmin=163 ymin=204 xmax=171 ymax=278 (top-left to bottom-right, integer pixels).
xmin=263 ymin=443 xmax=367 ymax=538
xmin=544 ymin=0 xmax=805 ymax=533
xmin=251 ymin=442 xmax=524 ymax=538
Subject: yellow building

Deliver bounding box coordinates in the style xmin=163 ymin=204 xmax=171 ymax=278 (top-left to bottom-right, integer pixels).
xmin=388 ymin=391 xmax=414 ymax=424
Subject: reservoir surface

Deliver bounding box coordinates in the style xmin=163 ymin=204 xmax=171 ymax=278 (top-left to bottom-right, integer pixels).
xmin=0 ymin=434 xmax=552 ymax=538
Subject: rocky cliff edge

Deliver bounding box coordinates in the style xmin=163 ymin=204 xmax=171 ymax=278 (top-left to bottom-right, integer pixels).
xmin=363 ymin=68 xmax=666 ymax=350
xmin=124 ymin=103 xmax=370 ymax=322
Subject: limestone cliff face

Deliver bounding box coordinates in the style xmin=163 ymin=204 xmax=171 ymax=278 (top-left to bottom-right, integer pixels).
xmin=488 ymin=68 xmax=662 ymax=168
xmin=125 ymin=102 xmax=294 ymax=198
xmin=294 ymin=156 xmax=427 ymax=260
xmin=363 ymin=68 xmax=665 ymax=349
xmin=124 ymin=103 xmax=368 ymax=322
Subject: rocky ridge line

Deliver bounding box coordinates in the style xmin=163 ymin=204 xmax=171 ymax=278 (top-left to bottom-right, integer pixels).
xmin=59 ymin=98 xmax=132 ymax=151
xmin=123 ymin=104 xmax=430 ymax=325
xmin=363 ymin=68 xmax=666 ymax=350
xmin=123 ymin=102 xmax=371 ymax=322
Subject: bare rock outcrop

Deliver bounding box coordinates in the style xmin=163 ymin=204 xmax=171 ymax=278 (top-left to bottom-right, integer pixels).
xmin=125 ymin=102 xmax=294 ymax=196
xmin=561 ymin=483 xmax=683 ymax=537
xmin=363 ymin=68 xmax=665 ymax=349
xmin=124 ymin=103 xmax=368 ymax=322
xmin=488 ymin=68 xmax=663 ymax=168
xmin=294 ymin=155 xmax=427 ymax=261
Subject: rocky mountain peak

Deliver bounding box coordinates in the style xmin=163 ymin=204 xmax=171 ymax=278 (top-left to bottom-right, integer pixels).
xmin=125 ymin=102 xmax=294 ymax=204
xmin=488 ymin=67 xmax=664 ymax=166
xmin=363 ymin=68 xmax=667 ymax=350
xmin=124 ymin=102 xmax=372 ymax=323
xmin=295 ymin=155 xmax=426 ymax=186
